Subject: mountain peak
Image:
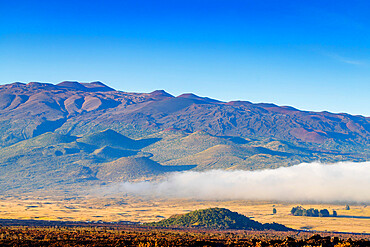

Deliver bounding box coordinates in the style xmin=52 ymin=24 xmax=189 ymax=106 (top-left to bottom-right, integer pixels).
xmin=77 ymin=129 xmax=136 ymax=149
xmin=226 ymin=100 xmax=253 ymax=106
xmin=81 ymin=81 xmax=116 ymax=92
xmin=149 ymin=90 xmax=174 ymax=98
xmin=177 ymin=93 xmax=199 ymax=99
xmin=56 ymin=81 xmax=115 ymax=92
xmin=57 ymin=81 xmax=87 ymax=90
xmin=10 ymin=82 xmax=26 ymax=86
xmin=177 ymin=93 xmax=222 ymax=103
xmin=26 ymin=82 xmax=56 ymax=89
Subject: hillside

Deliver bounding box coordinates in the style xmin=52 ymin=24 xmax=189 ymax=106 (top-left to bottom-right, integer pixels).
xmin=0 ymin=127 xmax=364 ymax=194
xmin=97 ymin=157 xmax=195 ymax=181
xmin=0 ymin=130 xmax=193 ymax=194
xmin=146 ymin=208 xmax=293 ymax=231
xmin=0 ymin=81 xmax=369 ymax=154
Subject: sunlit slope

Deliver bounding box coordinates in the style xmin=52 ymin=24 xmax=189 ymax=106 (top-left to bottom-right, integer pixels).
xmin=147 ymin=131 xmax=363 ymax=170
xmin=142 ymin=130 xmax=231 ymax=162
xmin=97 ymin=157 xmax=195 ymax=182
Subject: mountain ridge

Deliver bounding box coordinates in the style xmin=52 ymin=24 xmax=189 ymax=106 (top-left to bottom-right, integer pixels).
xmin=1 ymin=81 xmax=369 ymax=147
xmin=0 ymin=81 xmax=369 ymax=161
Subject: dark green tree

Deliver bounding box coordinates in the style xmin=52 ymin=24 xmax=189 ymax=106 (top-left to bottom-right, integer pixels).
xmin=319 ymin=209 xmax=330 ymax=217
xmin=272 ymin=208 xmax=277 ymax=214
xmin=291 ymin=206 xmax=332 ymax=217
xmin=332 ymin=210 xmax=337 ymax=217
xmin=306 ymin=208 xmax=319 ymax=217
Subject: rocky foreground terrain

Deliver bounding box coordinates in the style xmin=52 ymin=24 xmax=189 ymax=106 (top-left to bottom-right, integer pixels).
xmin=0 ymin=226 xmax=368 ymax=246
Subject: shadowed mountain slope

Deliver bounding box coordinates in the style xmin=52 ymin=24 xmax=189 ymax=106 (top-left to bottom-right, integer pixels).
xmin=78 ymin=129 xmax=139 ymax=149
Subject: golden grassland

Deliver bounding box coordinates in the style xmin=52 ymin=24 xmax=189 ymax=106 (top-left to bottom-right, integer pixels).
xmin=0 ymin=195 xmax=368 ymax=234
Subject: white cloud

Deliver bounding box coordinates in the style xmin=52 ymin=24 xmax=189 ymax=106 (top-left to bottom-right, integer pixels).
xmin=325 ymin=52 xmax=365 ymax=65
xmin=106 ymin=162 xmax=370 ymax=203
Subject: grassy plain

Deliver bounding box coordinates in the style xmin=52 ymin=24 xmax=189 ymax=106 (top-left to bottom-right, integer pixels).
xmin=0 ymin=195 xmax=368 ymax=234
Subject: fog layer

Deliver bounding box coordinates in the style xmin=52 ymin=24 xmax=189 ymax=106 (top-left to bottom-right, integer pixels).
xmin=115 ymin=162 xmax=370 ymax=203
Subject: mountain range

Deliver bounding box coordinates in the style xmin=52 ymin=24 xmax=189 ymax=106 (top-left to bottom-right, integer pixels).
xmin=0 ymin=81 xmax=369 ymax=194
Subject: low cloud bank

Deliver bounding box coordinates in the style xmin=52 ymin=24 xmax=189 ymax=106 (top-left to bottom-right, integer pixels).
xmin=113 ymin=162 xmax=370 ymax=203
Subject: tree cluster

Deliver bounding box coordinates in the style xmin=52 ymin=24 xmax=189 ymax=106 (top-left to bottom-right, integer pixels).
xmin=291 ymin=206 xmax=337 ymax=217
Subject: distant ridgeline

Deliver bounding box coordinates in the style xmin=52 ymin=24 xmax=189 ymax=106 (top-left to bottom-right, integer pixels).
xmin=146 ymin=208 xmax=293 ymax=231
xmin=291 ymin=206 xmax=337 ymax=217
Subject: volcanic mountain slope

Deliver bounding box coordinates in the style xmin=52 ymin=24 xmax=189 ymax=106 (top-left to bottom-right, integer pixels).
xmin=97 ymin=157 xmax=195 ymax=182
xmin=0 ymin=81 xmax=369 ymax=154
xmin=0 ymin=81 xmax=369 ymax=193
xmin=146 ymin=207 xmax=293 ymax=231
xmin=153 ymin=131 xmax=365 ymax=170
xmin=0 ymin=81 xmax=172 ymax=147
xmin=0 ymin=127 xmax=364 ymax=194
xmin=0 ymin=129 xmax=194 ymax=194
xmin=141 ymin=130 xmax=231 ymax=162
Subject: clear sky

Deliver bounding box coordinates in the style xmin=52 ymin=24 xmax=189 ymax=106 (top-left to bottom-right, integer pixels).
xmin=1 ymin=0 xmax=369 ymax=116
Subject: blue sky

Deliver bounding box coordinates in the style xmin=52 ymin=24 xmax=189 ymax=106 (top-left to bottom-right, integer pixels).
xmin=1 ymin=0 xmax=369 ymax=116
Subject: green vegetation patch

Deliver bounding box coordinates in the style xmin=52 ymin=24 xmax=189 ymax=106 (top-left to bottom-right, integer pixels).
xmin=291 ymin=206 xmax=337 ymax=217
xmin=146 ymin=207 xmax=292 ymax=231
